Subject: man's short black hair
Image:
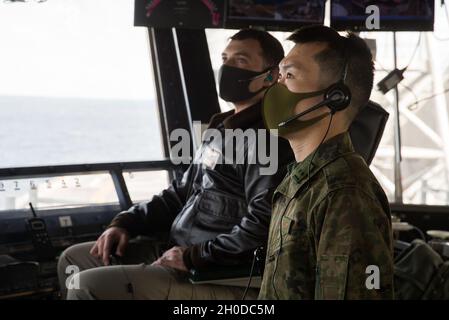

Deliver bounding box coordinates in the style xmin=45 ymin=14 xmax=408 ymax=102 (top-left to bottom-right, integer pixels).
xmin=230 ymin=29 xmax=284 ymax=68
xmin=287 ymin=25 xmax=374 ymax=122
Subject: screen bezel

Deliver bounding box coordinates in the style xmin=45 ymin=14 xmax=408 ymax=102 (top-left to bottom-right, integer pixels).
xmin=330 ymin=0 xmax=435 ymax=32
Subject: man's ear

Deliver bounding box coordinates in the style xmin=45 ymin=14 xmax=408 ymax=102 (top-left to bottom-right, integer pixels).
xmin=263 ymin=67 xmax=279 ymax=87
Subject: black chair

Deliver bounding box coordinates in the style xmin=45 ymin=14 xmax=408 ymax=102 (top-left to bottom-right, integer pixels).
xmin=349 ymin=100 xmax=389 ymax=165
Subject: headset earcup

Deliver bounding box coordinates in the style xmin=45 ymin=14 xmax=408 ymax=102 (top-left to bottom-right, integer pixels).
xmin=325 ymin=83 xmax=351 ymax=112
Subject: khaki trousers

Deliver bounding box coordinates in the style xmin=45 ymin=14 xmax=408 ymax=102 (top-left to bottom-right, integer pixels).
xmin=57 ymin=239 xmax=258 ymax=300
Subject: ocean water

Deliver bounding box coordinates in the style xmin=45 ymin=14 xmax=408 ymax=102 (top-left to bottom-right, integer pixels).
xmin=0 ymin=96 xmax=168 ymax=210
xmin=0 ymin=96 xmax=164 ymax=169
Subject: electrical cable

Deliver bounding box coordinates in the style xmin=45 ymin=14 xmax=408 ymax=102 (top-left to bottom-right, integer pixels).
xmin=404 ymin=33 xmax=422 ymax=70
xmin=399 ymin=83 xmax=419 ymax=110
xmin=413 ymin=226 xmax=427 ymax=241
xmin=375 ymin=45 xmax=449 ymax=112
xmin=405 ymin=88 xmax=449 ymax=110
xmin=242 ymin=249 xmax=258 ymax=300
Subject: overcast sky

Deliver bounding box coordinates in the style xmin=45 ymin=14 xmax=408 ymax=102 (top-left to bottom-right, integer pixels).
xmin=0 ymin=0 xmax=155 ymax=100
xmin=1 ymin=0 xmax=449 ymax=101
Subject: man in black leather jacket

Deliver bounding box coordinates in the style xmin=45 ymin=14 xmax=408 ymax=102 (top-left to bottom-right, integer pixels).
xmin=58 ymin=29 xmax=293 ymax=300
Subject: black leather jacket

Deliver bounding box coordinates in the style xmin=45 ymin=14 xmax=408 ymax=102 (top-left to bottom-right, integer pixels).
xmin=109 ymin=102 xmax=294 ymax=269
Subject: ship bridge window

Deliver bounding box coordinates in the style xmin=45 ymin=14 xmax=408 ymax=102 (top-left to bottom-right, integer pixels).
xmin=0 ymin=0 xmax=169 ymax=211
xmin=0 ymin=173 xmax=117 ymax=211
xmin=0 ymin=0 xmax=164 ymax=168
xmin=205 ymin=17 xmax=449 ymax=206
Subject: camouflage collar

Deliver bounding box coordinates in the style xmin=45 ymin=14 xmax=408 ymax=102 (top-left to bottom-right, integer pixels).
xmin=277 ymin=132 xmax=355 ymax=199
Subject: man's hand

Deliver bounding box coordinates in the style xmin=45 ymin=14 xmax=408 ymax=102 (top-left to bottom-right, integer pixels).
xmin=151 ymin=246 xmax=188 ymax=272
xmin=90 ymin=227 xmax=129 ymax=266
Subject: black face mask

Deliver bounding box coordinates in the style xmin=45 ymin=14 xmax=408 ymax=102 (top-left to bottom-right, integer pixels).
xmin=218 ymin=64 xmax=270 ymax=103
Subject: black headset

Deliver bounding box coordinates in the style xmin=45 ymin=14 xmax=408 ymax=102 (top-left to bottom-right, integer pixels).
xmin=324 ymin=79 xmax=351 ymax=113
xmin=278 ymin=56 xmax=352 ymax=128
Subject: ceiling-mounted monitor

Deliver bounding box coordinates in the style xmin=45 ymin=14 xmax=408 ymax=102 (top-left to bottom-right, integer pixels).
xmin=225 ymin=0 xmax=326 ymax=31
xmin=331 ymin=0 xmax=435 ymax=32
xmin=134 ymin=0 xmax=225 ymax=28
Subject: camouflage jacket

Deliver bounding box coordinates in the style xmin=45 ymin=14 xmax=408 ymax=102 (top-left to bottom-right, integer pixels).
xmin=258 ymin=132 xmax=394 ymax=300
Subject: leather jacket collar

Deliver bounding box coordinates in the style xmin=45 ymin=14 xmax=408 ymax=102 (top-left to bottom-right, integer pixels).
xmin=207 ymin=101 xmax=262 ymax=130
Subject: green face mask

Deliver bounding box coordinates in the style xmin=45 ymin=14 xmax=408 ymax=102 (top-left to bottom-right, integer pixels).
xmin=262 ymin=83 xmax=330 ymax=137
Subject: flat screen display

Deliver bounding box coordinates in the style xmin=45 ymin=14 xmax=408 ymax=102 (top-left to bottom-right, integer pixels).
xmin=134 ymin=0 xmax=225 ymax=28
xmin=226 ymin=0 xmax=326 ymax=31
xmin=331 ymin=0 xmax=435 ymax=31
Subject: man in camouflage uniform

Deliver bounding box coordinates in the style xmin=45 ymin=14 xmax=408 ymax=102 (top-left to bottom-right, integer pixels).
xmin=259 ymin=26 xmax=394 ymax=300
